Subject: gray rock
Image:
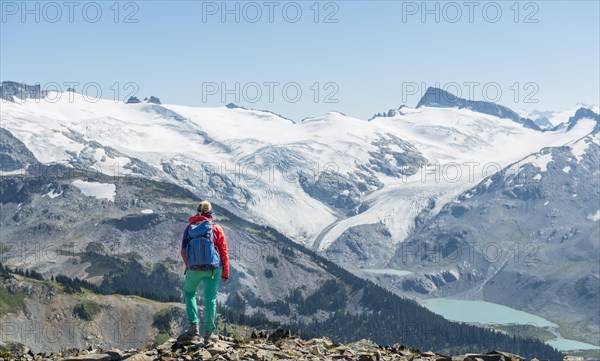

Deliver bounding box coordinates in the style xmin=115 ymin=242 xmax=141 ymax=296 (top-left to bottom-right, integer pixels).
xmin=0 ymin=81 xmax=46 ymax=102
xmin=0 ymin=128 xmax=39 ymax=172
xmin=146 ymin=96 xmax=161 ymax=105
xmin=125 ymin=97 xmax=141 ymax=104
xmin=325 ymin=223 xmax=393 ymax=268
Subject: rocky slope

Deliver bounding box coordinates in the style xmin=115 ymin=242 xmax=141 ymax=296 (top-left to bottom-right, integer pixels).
xmin=387 ymin=130 xmax=600 ymax=344
xmin=0 ymin=274 xmax=184 ymax=352
xmin=2 ymin=326 xmax=531 ymax=361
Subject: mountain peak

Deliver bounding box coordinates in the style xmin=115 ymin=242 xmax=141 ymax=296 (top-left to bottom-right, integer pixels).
xmin=416 ymin=87 xmax=541 ymax=131
xmin=565 ymin=107 xmax=600 ymax=132
xmin=126 ymin=96 xmax=141 ymax=104
xmin=416 ymin=87 xmax=458 ymax=108
xmin=145 ymin=96 xmax=161 ymax=104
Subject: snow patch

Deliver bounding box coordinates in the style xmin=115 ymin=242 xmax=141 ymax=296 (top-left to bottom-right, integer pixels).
xmin=141 ymin=209 xmax=154 ymax=214
xmin=562 ymin=166 xmax=571 ymax=173
xmin=44 ymin=189 xmax=63 ymax=199
xmin=587 ymin=210 xmax=600 ymax=222
xmin=448 ymin=269 xmax=460 ymax=280
xmin=523 ymin=152 xmax=554 ymax=172
xmin=92 ymin=148 xmax=133 ymax=176
xmin=72 ymin=180 xmax=116 ymax=201
xmin=533 ymin=174 xmax=542 ymax=181
xmin=569 ymin=139 xmax=592 ymax=162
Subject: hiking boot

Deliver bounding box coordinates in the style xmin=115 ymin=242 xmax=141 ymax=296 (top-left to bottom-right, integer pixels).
xmin=203 ymin=331 xmax=218 ymax=345
xmin=176 ymin=323 xmax=200 ymax=345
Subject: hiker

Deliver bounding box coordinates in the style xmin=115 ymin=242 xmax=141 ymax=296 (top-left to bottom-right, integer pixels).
xmin=179 ymin=201 xmax=229 ymax=343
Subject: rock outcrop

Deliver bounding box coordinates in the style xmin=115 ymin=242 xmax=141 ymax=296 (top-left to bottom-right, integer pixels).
xmin=0 ymin=81 xmax=46 ymax=102
xmin=126 ymin=97 xmax=141 ymax=104
xmin=145 ymin=96 xmax=161 ymax=105
xmin=0 ymin=327 xmax=530 ymax=361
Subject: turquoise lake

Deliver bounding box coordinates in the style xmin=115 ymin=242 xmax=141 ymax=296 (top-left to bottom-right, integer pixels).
xmin=422 ymin=298 xmax=599 ymax=351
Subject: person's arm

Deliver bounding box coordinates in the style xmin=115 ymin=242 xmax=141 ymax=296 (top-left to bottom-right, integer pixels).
xmin=214 ymin=224 xmax=229 ymax=280
xmin=181 ymin=225 xmax=189 ymax=272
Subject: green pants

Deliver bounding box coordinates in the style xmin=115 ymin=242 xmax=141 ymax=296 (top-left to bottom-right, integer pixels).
xmin=184 ymin=267 xmax=221 ymax=333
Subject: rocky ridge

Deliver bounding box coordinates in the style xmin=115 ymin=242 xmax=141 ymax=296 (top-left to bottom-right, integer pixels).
xmin=2 ymin=327 xmax=528 ymax=361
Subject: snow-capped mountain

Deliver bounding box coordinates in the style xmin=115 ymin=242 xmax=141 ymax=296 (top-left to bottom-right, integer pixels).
xmin=387 ymin=129 xmax=600 ymax=344
xmin=416 ymin=87 xmax=541 ymax=130
xmin=1 ymin=82 xmax=598 ymax=347
xmin=2 ymin=85 xmax=595 ymax=248
xmin=517 ymin=104 xmax=600 ymax=130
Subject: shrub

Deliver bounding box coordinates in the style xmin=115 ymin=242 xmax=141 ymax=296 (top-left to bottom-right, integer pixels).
xmin=266 ymin=256 xmax=279 ymax=267
xmin=73 ymin=301 xmax=101 ymax=321
xmin=152 ymin=307 xmax=185 ymax=334
xmin=153 ymin=332 xmax=170 ymax=347
xmin=0 ymin=286 xmax=25 ymax=316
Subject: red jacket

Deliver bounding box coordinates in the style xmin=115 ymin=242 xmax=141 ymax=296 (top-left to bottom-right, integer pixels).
xmin=181 ymin=215 xmax=230 ymax=279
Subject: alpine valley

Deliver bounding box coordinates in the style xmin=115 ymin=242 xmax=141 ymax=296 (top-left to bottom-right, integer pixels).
xmin=0 ymin=82 xmax=598 ymax=357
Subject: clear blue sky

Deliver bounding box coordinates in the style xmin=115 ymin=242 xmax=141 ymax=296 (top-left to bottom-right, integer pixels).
xmin=1 ymin=0 xmax=599 ymax=121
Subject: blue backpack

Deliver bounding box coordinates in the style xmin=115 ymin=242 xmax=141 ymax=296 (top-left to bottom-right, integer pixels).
xmin=183 ymin=220 xmax=221 ymax=271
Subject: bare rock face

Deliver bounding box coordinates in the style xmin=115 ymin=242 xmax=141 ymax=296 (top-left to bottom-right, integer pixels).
xmin=324 ymin=223 xmax=393 ymax=268
xmin=126 ymin=96 xmax=141 ymax=104
xmin=146 ymin=96 xmax=161 ymax=105
xmin=0 ymin=128 xmax=39 ymax=172
xmin=0 ymin=81 xmax=46 ymax=102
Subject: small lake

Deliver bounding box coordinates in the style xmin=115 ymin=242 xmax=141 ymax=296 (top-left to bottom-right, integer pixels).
xmin=422 ymin=298 xmax=599 ymax=351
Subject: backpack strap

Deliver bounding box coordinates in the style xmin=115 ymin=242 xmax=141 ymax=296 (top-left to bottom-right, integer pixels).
xmin=211 ymin=222 xmax=219 ymax=252
xmin=182 ymin=224 xmax=192 ymax=247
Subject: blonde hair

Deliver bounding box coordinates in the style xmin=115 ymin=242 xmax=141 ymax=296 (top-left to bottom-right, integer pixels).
xmin=197 ymin=200 xmax=212 ymax=215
